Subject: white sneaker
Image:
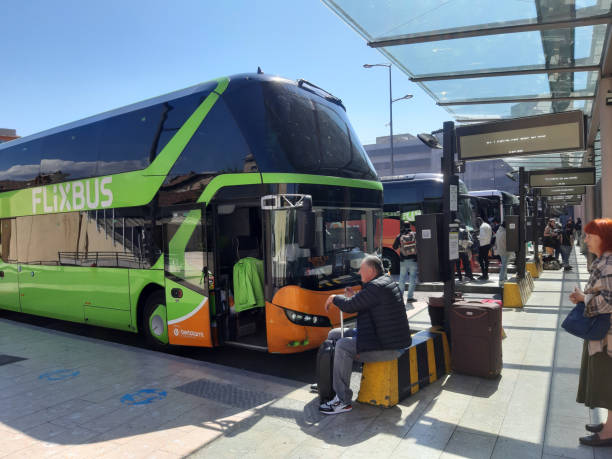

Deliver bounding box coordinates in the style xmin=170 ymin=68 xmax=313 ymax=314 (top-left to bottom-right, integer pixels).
xmin=319 ymin=395 xmax=352 ymax=414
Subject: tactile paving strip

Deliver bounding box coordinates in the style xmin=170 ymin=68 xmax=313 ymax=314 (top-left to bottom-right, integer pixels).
xmin=175 ymin=378 xmax=277 ymax=410
xmin=0 ymin=354 xmax=27 ymax=366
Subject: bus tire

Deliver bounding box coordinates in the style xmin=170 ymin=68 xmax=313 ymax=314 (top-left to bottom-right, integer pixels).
xmin=142 ymin=290 xmax=169 ymax=350
xmin=382 ymin=248 xmax=399 ymax=274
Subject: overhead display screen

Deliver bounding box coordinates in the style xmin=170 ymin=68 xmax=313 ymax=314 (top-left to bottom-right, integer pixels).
xmin=549 ymin=200 xmax=581 ymax=207
xmin=539 ymin=186 xmax=586 ymax=196
xmin=529 ymin=167 xmax=596 ymax=188
xmin=548 ymin=194 xmax=580 ymax=201
xmin=456 ymin=111 xmax=585 ymax=161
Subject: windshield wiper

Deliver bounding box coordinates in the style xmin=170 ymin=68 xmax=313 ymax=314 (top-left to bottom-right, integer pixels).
xmin=297 ymin=79 xmax=346 ymax=111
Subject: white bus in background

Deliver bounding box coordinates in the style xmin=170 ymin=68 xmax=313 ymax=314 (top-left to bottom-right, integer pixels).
xmin=468 ymin=190 xmax=519 ymax=224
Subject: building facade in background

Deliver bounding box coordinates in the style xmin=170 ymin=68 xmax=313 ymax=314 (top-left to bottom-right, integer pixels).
xmin=363 ymin=133 xmax=519 ymax=194
xmin=0 ymin=129 xmax=19 ymax=144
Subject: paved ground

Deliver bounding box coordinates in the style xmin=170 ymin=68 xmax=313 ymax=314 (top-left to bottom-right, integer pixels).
xmin=1 ymin=248 xmax=610 ymax=458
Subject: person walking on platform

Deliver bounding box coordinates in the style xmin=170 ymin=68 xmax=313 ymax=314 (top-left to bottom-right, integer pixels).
xmin=456 ymin=223 xmax=474 ymax=282
xmin=560 ymin=221 xmax=575 ymax=271
xmin=569 ymin=218 xmax=612 ymax=447
xmin=393 ymin=222 xmax=419 ymax=303
xmin=320 ymin=255 xmax=412 ymax=415
xmin=476 ymin=217 xmax=492 ymax=280
xmin=494 ymin=222 xmax=509 ymax=286
xmin=576 ymin=218 xmax=583 ymax=246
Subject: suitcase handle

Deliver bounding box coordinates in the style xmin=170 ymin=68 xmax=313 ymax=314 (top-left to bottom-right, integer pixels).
xmin=454 ymin=310 xmax=488 ymax=320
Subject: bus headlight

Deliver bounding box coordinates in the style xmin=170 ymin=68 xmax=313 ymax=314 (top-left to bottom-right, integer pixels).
xmin=283 ymin=308 xmax=331 ymax=327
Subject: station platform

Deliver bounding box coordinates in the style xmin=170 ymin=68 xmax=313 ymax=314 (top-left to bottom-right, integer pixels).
xmin=1 ymin=248 xmax=610 ymax=458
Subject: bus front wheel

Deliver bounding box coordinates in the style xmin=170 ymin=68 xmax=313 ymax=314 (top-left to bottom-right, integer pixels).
xmin=382 ymin=249 xmax=399 ymax=275
xmin=142 ymin=290 xmax=169 ymax=350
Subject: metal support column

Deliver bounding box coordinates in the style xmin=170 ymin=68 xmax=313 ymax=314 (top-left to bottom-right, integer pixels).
xmin=533 ymin=193 xmax=540 ymax=268
xmin=517 ymin=167 xmax=527 ymax=279
xmin=442 ymin=121 xmax=457 ymax=337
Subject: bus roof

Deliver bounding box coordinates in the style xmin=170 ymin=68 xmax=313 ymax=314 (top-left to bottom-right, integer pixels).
xmin=468 ymin=190 xmax=519 ymax=205
xmin=382 ymin=173 xmax=469 ymax=205
xmin=0 ymin=73 xmax=307 ymax=151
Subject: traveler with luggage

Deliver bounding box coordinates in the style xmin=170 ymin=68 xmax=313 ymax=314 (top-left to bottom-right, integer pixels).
xmin=494 ymin=221 xmax=509 ymax=286
xmin=476 ymin=217 xmax=492 ymax=280
xmin=544 ymin=218 xmax=561 ymax=260
xmin=456 ymin=223 xmax=474 ymax=282
xmin=318 ymin=255 xmax=412 ymax=415
xmin=393 ymin=222 xmax=419 ymax=303
xmin=569 ymin=218 xmax=612 ymax=446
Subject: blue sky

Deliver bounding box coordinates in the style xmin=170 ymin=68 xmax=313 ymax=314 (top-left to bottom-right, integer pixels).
xmin=0 ymin=0 xmax=450 ymax=145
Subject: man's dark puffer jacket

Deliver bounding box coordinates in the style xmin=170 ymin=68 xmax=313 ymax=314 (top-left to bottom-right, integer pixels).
xmin=332 ymin=274 xmax=412 ymax=353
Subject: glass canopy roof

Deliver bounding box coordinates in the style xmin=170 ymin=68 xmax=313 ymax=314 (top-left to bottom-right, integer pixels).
xmin=323 ymin=0 xmax=610 ymax=178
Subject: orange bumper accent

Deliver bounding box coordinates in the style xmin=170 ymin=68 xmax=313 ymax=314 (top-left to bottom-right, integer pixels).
xmin=266 ymin=285 xmax=358 ymax=354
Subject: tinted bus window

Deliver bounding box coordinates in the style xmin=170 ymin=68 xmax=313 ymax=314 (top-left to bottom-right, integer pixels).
xmin=315 ymin=103 xmax=351 ymax=169
xmin=41 ymin=123 xmax=100 ymax=182
xmin=153 ymin=94 xmax=204 ymax=159
xmin=224 ymin=81 xmax=378 ymax=181
xmin=167 ymin=97 xmax=253 ymax=179
xmin=97 ymin=104 xmax=167 ymax=175
xmin=0 ymin=139 xmax=42 ymax=190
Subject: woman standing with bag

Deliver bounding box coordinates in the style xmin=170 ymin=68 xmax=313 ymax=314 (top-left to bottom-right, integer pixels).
xmin=569 ymin=218 xmax=612 ymax=446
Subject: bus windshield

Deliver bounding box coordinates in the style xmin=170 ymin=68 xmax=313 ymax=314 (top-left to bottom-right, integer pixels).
xmin=223 ymin=80 xmax=378 ymax=181
xmin=270 ymin=207 xmax=382 ymax=291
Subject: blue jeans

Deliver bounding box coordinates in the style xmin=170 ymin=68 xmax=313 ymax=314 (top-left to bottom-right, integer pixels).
xmin=399 ymin=258 xmax=418 ymax=301
xmin=560 ymin=245 xmax=572 ymax=267
xmin=499 ymin=254 xmax=509 ymax=285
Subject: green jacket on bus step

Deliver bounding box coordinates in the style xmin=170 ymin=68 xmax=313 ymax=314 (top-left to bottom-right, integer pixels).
xmin=233 ymin=257 xmax=265 ymax=312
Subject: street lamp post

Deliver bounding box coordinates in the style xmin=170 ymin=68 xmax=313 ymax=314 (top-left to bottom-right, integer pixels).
xmin=363 ymin=63 xmax=412 ymax=177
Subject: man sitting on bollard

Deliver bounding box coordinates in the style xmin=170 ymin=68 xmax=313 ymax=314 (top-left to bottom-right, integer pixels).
xmin=319 ymin=255 xmax=412 ymax=415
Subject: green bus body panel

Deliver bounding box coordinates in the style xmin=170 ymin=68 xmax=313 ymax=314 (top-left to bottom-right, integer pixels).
xmin=84 ymin=306 xmax=132 ymax=332
xmin=18 ymin=265 xmax=132 ymax=323
xmin=165 ymin=278 xmax=206 ymax=322
xmin=128 ymin=268 xmax=165 ymax=332
xmin=0 ymin=263 xmax=20 ymax=312
xmin=262 ymin=173 xmax=382 ymax=191
xmin=0 ymin=78 xmax=229 ymax=219
xmin=196 ymin=172 xmax=382 ymax=204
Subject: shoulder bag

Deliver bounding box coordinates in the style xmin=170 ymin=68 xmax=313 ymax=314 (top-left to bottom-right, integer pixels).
xmin=561 ymin=301 xmax=611 ymax=340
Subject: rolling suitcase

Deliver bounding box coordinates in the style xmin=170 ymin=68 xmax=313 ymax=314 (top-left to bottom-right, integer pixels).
xmin=427 ymin=293 xmax=463 ymax=329
xmin=450 ymin=300 xmax=502 ymax=378
xmin=316 ymin=312 xmax=344 ymax=402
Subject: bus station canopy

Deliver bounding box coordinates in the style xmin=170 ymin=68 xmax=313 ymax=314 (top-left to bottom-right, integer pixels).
xmin=322 ymin=0 xmax=611 ymax=180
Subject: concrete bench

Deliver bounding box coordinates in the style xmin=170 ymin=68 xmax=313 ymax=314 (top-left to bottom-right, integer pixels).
xmin=357 ymin=328 xmax=450 ymax=408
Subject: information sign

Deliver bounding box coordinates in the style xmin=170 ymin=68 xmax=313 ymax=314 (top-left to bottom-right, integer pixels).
xmin=547 ymin=194 xmax=580 ymax=201
xmin=549 ymin=200 xmax=581 ymax=207
xmin=456 ymin=111 xmax=585 ymax=161
xmin=529 ymin=167 xmax=595 ymax=188
xmin=449 ymin=229 xmax=459 ymax=261
xmin=450 ymin=185 xmax=457 ymax=212
xmin=539 ymin=186 xmax=586 ymax=196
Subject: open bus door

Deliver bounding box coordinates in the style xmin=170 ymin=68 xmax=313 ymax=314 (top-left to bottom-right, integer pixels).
xmin=163 ymin=204 xmax=213 ymax=347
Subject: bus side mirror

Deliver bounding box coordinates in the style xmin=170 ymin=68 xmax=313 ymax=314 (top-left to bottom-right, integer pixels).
xmin=297 ymin=209 xmax=315 ymax=249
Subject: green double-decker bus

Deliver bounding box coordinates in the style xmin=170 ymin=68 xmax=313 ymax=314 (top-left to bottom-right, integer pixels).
xmin=0 ymin=74 xmax=383 ymax=353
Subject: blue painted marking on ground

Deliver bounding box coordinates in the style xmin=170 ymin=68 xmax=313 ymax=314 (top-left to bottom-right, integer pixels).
xmin=38 ymin=369 xmax=80 ymax=381
xmin=120 ymin=389 xmax=167 ymax=406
